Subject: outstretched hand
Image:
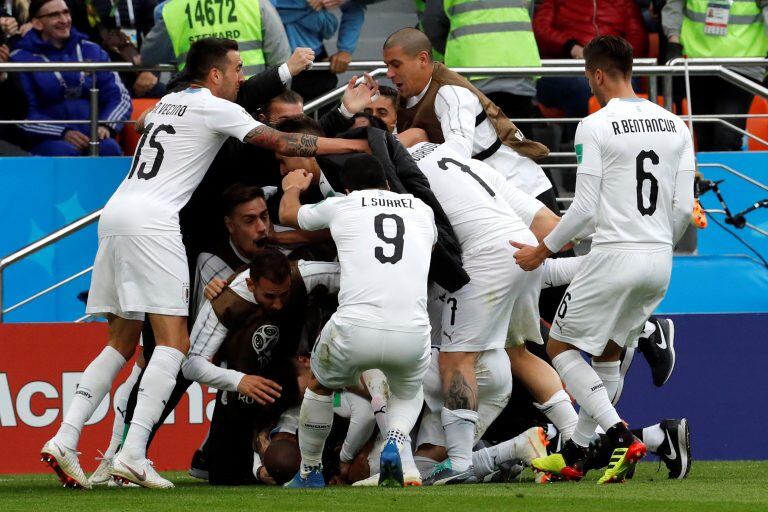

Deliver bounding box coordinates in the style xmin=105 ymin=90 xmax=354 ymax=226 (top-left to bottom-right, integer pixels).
xmin=510 ymin=241 xmax=550 ymax=271
xmin=341 ymin=73 xmax=379 ymax=115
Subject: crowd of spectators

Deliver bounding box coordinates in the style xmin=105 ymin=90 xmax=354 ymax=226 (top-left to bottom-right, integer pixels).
xmin=0 ymin=0 xmax=765 ymax=156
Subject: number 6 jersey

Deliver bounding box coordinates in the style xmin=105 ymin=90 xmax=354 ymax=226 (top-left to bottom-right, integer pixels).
xmin=574 ymin=98 xmax=696 ymax=249
xmin=99 ymin=87 xmax=262 ymax=236
xmin=297 ymin=189 xmax=438 ymax=332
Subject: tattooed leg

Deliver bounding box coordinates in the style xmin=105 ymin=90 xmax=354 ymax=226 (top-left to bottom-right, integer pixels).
xmin=437 ymin=351 xmax=480 ymax=472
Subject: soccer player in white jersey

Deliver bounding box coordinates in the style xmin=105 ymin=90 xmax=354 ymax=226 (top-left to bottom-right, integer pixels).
xmin=40 ymin=37 xmax=369 ymax=490
xmin=513 ymin=36 xmax=695 ymax=484
xmin=278 ymin=154 xmax=438 ymax=488
xmin=403 ymin=140 xmax=561 ymax=484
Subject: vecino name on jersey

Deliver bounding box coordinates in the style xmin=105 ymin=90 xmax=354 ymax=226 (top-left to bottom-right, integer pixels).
xmin=611 ymin=118 xmax=677 ymax=135
xmin=360 ymin=197 xmax=415 ymax=209
xmin=151 ymin=102 xmax=189 ymax=117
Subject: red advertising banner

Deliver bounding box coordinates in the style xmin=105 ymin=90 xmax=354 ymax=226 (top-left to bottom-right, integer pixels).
xmin=0 ymin=324 xmax=214 ymax=474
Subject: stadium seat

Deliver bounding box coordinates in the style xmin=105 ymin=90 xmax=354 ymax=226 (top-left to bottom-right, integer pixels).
xmin=747 ymin=95 xmax=768 ymax=151
xmin=121 ymin=98 xmax=160 ymax=155
xmin=535 ymin=103 xmax=566 ymax=119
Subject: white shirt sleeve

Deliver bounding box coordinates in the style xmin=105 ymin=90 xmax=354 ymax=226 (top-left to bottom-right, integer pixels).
xmin=542 ymin=121 xmax=603 ymax=252
xmin=672 ymin=128 xmax=696 ymax=243
xmin=204 ymin=96 xmax=262 ymax=141
xmin=434 ymin=85 xmax=479 ymax=158
xmin=183 ymin=300 xmax=246 ymax=392
xmin=540 ymin=256 xmax=586 ymax=288
xmin=573 ymin=119 xmax=603 ymax=178
xmin=298 ymin=260 xmax=341 ymax=294
xmin=297 ymin=198 xmax=339 ymax=231
xmin=543 ymin=172 xmax=601 ymax=253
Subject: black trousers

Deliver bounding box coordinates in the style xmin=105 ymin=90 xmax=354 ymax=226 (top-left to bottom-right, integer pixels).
xmin=679 ymin=75 xmax=755 ymax=151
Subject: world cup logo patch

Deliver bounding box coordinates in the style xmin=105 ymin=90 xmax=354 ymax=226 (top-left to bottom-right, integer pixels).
xmin=252 ymin=325 xmax=280 ymax=366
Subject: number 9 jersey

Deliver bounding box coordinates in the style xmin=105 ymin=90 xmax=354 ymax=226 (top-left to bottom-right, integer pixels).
xmin=575 ymin=98 xmax=696 ymax=249
xmin=297 ymin=189 xmax=438 ymax=333
xmin=99 ymin=87 xmax=262 ymax=237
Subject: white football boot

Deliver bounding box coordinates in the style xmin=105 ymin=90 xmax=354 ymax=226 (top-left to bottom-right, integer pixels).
xmin=88 ymin=452 xmax=113 ymax=486
xmin=40 ymin=439 xmax=91 ymax=489
xmin=110 ymin=451 xmax=174 ymax=489
xmin=519 ymin=426 xmax=550 ymax=465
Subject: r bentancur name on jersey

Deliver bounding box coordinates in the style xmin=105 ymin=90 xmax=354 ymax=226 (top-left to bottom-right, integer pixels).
xmin=610 ymin=117 xmax=678 ymax=136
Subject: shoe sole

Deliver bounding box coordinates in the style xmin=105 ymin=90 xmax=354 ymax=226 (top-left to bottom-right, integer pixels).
xmin=110 ymin=467 xmax=174 ymax=489
xmin=599 ymin=443 xmax=647 ymax=484
xmin=671 ymin=418 xmax=692 ymax=480
xmin=41 ymin=452 xmax=87 ymax=489
xmin=657 ymin=318 xmax=675 ymax=387
xmin=379 ymin=456 xmax=404 ymax=487
xmin=530 ymin=462 xmax=583 ymax=482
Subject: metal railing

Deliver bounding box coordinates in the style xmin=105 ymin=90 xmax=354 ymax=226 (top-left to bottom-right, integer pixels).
xmin=0 ymin=209 xmax=102 ymax=322
xmin=0 ymin=62 xmax=174 ymax=155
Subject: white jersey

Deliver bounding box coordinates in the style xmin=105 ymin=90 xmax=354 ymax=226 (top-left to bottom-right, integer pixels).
xmin=99 ymin=87 xmax=261 ymax=236
xmin=408 ymin=142 xmax=544 ymax=251
xmin=576 ymin=98 xmax=696 ymax=249
xmin=298 ymin=189 xmax=437 ymax=332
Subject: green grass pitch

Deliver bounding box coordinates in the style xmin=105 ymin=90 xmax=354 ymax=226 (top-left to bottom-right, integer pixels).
xmin=1 ymin=461 xmax=766 ymax=512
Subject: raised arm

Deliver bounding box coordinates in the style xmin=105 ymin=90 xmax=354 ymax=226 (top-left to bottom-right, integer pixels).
xmin=243 ymin=124 xmax=369 ymax=156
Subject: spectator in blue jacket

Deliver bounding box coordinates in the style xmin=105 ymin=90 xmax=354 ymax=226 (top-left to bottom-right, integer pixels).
xmin=10 ymin=0 xmax=132 ymax=156
xmin=270 ymin=0 xmax=365 ymax=102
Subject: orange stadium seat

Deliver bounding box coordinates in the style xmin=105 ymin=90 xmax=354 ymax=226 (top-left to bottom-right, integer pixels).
xmin=747 ymin=95 xmax=768 ymax=151
xmin=121 ymin=98 xmax=160 ymax=155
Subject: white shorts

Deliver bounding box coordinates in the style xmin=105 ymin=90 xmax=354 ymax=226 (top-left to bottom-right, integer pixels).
xmin=417 ymin=348 xmax=512 ymax=449
xmin=86 ymin=234 xmax=190 ymax=321
xmin=550 ymin=247 xmax=672 ymax=356
xmin=437 ymin=236 xmax=543 ymax=352
xmin=311 ymin=315 xmax=430 ymax=399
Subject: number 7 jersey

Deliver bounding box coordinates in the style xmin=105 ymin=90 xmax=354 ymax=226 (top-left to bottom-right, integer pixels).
xmin=297 ymin=189 xmax=438 ymax=332
xmin=575 ymin=98 xmax=696 ymax=249
xmin=99 ymin=87 xmax=261 ymax=236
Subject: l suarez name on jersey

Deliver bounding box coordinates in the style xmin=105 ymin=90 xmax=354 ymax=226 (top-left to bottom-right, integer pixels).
xmin=360 ymin=196 xmax=415 ymax=209
xmin=611 ymin=117 xmax=678 ymax=135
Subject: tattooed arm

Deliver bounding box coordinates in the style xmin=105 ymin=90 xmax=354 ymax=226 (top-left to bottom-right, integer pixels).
xmin=243 ymin=124 xmax=369 ymax=156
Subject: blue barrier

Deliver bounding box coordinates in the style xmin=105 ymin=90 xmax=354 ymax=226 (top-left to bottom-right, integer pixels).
xmin=0 ymin=157 xmax=130 ymax=322
xmin=621 ymin=312 xmax=768 ymax=460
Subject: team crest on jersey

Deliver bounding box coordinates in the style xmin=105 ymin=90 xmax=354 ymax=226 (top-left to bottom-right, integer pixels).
xmin=252 ymin=325 xmax=280 ymax=365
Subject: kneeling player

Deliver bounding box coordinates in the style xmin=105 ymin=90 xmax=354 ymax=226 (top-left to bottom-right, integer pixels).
xmin=278 ymin=155 xmax=437 ymax=487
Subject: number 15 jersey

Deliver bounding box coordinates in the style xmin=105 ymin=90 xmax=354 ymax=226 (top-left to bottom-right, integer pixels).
xmin=99 ymin=87 xmax=261 ymax=237
xmin=576 ymin=98 xmax=695 ymax=249
xmin=298 ymin=189 xmax=438 ymax=332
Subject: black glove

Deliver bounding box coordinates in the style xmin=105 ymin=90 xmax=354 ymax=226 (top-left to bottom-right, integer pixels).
xmin=664 ymin=42 xmax=684 ymax=64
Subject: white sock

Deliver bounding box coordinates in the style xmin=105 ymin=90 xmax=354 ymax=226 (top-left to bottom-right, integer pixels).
xmin=104 ymin=363 xmax=142 ymax=458
xmin=642 ymin=424 xmax=665 ymax=453
xmin=472 ymin=432 xmax=534 ymax=478
xmin=298 ymin=389 xmax=333 ymax=476
xmin=572 ymin=360 xmax=621 ymax=447
xmin=387 ymin=387 xmax=423 ymax=437
xmin=400 ymin=437 xmax=417 ymax=475
xmin=641 ymin=320 xmax=657 ymax=338
xmin=121 ymin=346 xmax=184 ymax=460
xmin=592 ymin=360 xmax=621 ymax=405
xmin=551 ymin=351 xmax=622 ymax=445
xmin=441 ymin=408 xmax=477 ymax=472
xmin=55 ymin=346 xmax=126 ymax=451
xmin=363 ymin=369 xmax=389 ymax=434
xmin=534 ymin=389 xmax=578 ymax=442
xmin=414 ymin=455 xmax=439 ymax=480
